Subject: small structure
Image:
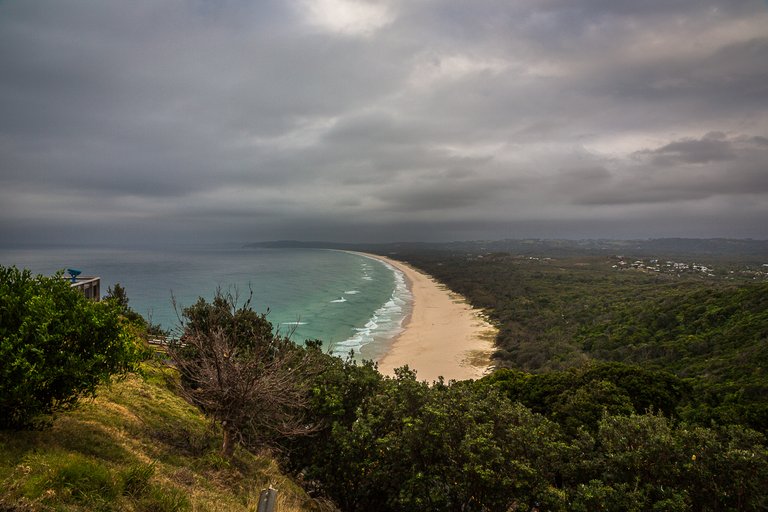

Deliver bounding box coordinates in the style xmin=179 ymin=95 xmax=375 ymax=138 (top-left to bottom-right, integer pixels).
xmin=257 ymin=486 xmax=278 ymax=512
xmin=65 ymin=268 xmax=101 ymax=301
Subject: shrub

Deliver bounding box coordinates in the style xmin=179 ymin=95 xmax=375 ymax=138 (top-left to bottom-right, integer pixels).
xmin=167 ymin=290 xmax=318 ymax=457
xmin=0 ymin=266 xmax=143 ymax=428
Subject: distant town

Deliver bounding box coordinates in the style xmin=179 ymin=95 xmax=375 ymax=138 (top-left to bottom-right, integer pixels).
xmin=611 ymin=256 xmax=768 ymax=281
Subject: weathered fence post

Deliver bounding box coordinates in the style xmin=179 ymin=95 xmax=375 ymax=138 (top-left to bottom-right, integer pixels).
xmin=257 ymin=485 xmax=278 ymax=512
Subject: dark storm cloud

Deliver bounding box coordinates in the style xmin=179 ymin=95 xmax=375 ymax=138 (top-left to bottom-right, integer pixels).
xmin=637 ymin=133 xmax=736 ymax=165
xmin=374 ymin=171 xmax=516 ymax=213
xmin=577 ymin=133 xmax=768 ymax=205
xmin=1 ymin=0 xmax=767 ymax=245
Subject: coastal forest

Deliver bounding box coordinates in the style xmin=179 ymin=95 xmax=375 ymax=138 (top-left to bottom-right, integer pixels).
xmin=393 ymin=246 xmax=768 ymax=435
xmin=2 ymin=239 xmax=768 ymax=511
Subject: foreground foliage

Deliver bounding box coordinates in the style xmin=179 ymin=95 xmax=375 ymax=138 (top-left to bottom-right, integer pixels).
xmin=483 ymin=362 xmax=689 ymax=434
xmin=0 ymin=362 xmax=316 ymax=512
xmin=0 ymin=266 xmax=143 ymax=428
xmin=168 ymin=292 xmax=318 ymax=457
xmin=285 ymin=357 xmax=768 ymax=511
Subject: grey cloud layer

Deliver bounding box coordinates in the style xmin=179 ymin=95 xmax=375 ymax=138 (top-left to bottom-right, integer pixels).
xmin=1 ymin=0 xmax=767 ymax=245
xmin=577 ymin=134 xmax=768 ymax=205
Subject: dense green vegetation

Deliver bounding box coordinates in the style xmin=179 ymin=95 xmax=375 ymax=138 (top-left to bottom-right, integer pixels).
xmin=286 ymin=355 xmax=767 ymax=511
xmin=391 ymin=251 xmax=768 ymax=433
xmin=482 ymin=363 xmax=689 ymax=434
xmin=576 ymin=282 xmax=768 ymax=431
xmin=0 ymin=266 xmax=144 ymax=428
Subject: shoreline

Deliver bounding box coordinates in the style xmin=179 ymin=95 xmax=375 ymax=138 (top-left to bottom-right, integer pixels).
xmin=354 ymin=252 xmax=497 ymax=382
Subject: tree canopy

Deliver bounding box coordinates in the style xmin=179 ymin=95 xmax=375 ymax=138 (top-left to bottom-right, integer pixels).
xmin=284 ymin=363 xmax=768 ymax=511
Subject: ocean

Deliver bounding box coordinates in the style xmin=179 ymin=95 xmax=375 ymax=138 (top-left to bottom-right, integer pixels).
xmin=0 ymin=246 xmax=412 ymax=361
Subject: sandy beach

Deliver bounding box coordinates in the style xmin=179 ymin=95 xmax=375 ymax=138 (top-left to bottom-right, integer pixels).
xmin=360 ymin=253 xmax=497 ymax=382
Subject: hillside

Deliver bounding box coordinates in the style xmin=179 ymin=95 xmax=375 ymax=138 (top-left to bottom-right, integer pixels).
xmin=0 ymin=361 xmax=317 ymax=512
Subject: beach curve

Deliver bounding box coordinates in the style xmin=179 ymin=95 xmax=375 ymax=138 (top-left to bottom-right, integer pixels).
xmin=356 ymin=252 xmax=497 ymax=382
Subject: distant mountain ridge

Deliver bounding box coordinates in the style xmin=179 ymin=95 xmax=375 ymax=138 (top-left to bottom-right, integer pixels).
xmin=245 ymin=238 xmax=768 ymax=261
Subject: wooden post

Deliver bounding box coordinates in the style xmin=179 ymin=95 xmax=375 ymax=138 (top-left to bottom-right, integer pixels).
xmin=257 ymin=486 xmax=278 ymax=512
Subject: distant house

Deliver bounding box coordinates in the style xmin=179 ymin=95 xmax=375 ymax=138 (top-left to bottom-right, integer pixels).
xmin=66 ymin=274 xmax=101 ymax=301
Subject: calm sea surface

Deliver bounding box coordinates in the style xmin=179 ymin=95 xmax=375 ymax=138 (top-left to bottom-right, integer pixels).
xmin=0 ymin=246 xmax=411 ymax=360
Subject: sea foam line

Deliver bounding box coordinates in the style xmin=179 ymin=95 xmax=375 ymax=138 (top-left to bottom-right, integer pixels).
xmin=332 ymin=254 xmax=412 ymax=359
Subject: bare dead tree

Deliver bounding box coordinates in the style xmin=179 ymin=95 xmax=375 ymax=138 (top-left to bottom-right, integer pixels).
xmin=167 ymin=290 xmax=318 ymax=458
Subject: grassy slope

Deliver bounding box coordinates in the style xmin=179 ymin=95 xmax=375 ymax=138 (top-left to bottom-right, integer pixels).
xmin=0 ymin=361 xmax=316 ymax=512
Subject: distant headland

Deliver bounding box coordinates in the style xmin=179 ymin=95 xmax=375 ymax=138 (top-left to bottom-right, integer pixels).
xmin=245 ymin=238 xmax=768 ymax=261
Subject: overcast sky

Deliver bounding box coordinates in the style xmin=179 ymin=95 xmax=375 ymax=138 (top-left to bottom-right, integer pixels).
xmin=1 ymin=0 xmax=767 ymax=246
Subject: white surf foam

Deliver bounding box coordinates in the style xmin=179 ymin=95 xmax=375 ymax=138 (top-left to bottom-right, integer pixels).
xmin=332 ymin=256 xmax=412 ymax=359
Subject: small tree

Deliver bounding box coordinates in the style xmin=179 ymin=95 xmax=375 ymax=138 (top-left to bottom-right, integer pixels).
xmin=104 ymin=282 xmax=130 ymax=310
xmin=104 ymin=282 xmax=167 ymax=337
xmin=167 ymin=291 xmax=317 ymax=457
xmin=0 ymin=266 xmax=142 ymax=428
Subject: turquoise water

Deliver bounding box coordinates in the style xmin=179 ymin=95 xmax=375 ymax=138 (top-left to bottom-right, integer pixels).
xmin=0 ymin=246 xmax=411 ymax=360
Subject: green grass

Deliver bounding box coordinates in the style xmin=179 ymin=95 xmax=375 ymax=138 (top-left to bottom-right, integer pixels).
xmin=0 ymin=361 xmax=319 ymax=511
